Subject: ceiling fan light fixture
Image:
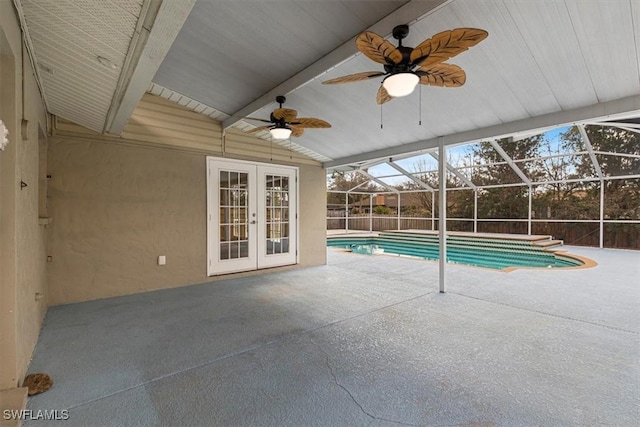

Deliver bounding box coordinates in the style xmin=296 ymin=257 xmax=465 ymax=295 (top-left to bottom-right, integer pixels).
xmin=382 ymin=72 xmax=419 ymax=97
xmin=270 ymin=126 xmax=292 ymax=140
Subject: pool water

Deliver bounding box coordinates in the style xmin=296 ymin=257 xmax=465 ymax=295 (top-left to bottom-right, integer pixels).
xmin=327 ymin=238 xmax=582 ymax=270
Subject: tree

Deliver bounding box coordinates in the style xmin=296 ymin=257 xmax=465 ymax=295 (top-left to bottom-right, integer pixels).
xmin=472 ymin=136 xmax=543 ymax=219
xmin=561 ymin=125 xmax=640 ymax=220
xmin=400 ymin=159 xmax=437 ymax=217
xmin=531 ymin=135 xmax=598 ymax=220
xmin=400 ymin=158 xmax=474 ymax=226
xmin=326 ymin=171 xmax=377 ymax=210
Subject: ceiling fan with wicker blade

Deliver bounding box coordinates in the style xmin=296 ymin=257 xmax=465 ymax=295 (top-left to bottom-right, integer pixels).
xmin=245 ymin=96 xmax=331 ymax=139
xmin=322 ymin=24 xmax=488 ymax=104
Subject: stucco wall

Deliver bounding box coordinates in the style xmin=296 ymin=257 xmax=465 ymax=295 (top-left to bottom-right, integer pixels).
xmin=0 ymin=2 xmax=48 ymax=389
xmin=15 ymin=55 xmax=49 ymax=382
xmin=47 ymin=137 xmax=327 ymax=305
xmin=47 ymin=138 xmax=206 ymax=304
xmin=298 ymin=164 xmax=327 ymax=267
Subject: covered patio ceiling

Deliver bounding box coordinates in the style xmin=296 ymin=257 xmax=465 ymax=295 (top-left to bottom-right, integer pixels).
xmin=15 ymin=0 xmax=640 ymax=169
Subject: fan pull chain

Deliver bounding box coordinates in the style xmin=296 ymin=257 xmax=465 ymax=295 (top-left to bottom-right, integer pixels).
xmin=270 ymin=138 xmax=273 ymax=162
xmin=380 ymin=104 xmax=383 ymax=130
xmin=419 ymin=85 xmax=422 ymax=126
xmin=289 ymin=136 xmax=292 ymax=160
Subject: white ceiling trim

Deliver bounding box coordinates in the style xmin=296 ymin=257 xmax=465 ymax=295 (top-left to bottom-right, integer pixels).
xmin=221 ymin=0 xmax=452 ymax=130
xmin=147 ymin=83 xmax=230 ymax=122
xmin=324 ymin=94 xmax=640 ymax=170
xmin=105 ymin=0 xmax=196 ymax=134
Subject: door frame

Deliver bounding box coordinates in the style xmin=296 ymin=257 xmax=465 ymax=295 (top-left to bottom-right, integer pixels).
xmin=206 ymin=156 xmax=299 ymax=276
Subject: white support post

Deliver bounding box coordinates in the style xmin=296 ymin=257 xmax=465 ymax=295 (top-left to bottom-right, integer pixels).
xmin=600 ymin=182 xmax=605 ymax=248
xmin=431 ymin=192 xmax=435 ymax=231
xmin=369 ymin=195 xmax=373 ymax=232
xmin=438 ymin=140 xmax=447 ymax=293
xmin=473 ymin=189 xmax=478 ymax=233
xmin=528 ymin=186 xmax=532 ymax=235
xmin=397 ymin=193 xmax=401 ymax=230
xmin=345 ymin=193 xmax=349 ymax=233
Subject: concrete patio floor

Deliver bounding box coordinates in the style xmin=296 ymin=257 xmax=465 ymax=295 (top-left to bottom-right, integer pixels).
xmin=24 ymin=246 xmax=639 ymax=426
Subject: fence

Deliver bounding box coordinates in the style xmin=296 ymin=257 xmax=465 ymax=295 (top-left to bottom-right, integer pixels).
xmin=326 ymin=211 xmax=640 ymax=249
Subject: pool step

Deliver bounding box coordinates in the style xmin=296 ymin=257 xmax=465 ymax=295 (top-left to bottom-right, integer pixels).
xmin=375 ymin=231 xmax=564 ymax=255
xmin=532 ymin=239 xmax=564 ymax=248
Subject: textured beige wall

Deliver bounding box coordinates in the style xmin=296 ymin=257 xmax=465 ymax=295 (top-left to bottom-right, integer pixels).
xmin=0 ymin=22 xmax=19 ymax=390
xmin=47 ymin=136 xmax=327 ymax=305
xmin=15 ymin=54 xmax=48 ymax=381
xmin=47 ymin=139 xmax=207 ymax=304
xmin=298 ymin=164 xmax=327 ymax=267
xmin=0 ymin=4 xmax=48 ymax=389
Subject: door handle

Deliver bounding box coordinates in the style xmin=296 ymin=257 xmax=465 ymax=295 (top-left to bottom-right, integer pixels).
xmin=250 ymin=220 xmax=256 ymax=224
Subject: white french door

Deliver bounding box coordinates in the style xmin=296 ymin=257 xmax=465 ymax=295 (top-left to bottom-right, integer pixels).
xmin=207 ymin=158 xmax=297 ymax=275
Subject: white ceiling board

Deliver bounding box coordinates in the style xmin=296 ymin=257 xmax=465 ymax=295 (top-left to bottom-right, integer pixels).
xmin=504 ymin=0 xmax=598 ymax=110
xmin=110 ymin=0 xmax=144 ymax=16
xmin=21 ymin=4 xmax=128 ymax=66
xmin=29 ymin=43 xmax=119 ymax=95
xmin=25 ymin=0 xmax=135 ymax=55
xmin=443 ymin=0 xmax=561 ymax=118
xmin=221 ymin=0 xmax=451 ymax=129
xmin=154 ymin=0 xmax=412 ymax=115
xmin=565 ymin=0 xmax=640 ymax=102
xmin=19 ymin=0 xmax=142 ymax=132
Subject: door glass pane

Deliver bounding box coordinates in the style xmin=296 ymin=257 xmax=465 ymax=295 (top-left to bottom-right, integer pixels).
xmin=220 ymin=243 xmax=229 ymax=260
xmin=239 ymin=241 xmax=248 ymax=258
xmin=220 ymin=189 xmax=229 ymax=206
xmin=220 ymin=225 xmax=230 ymax=242
xmin=230 ymin=242 xmax=239 ymax=259
xmin=219 ymin=169 xmax=250 ymax=261
xmin=265 ymin=174 xmax=290 ymax=256
xmin=220 ymin=171 xmax=229 ymax=187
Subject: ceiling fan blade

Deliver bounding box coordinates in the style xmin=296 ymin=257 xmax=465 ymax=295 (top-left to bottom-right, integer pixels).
xmin=417 ymin=63 xmax=466 ymax=87
xmin=322 ymin=71 xmax=386 ymax=85
xmin=290 ymin=126 xmax=305 ymax=137
xmin=410 ymin=28 xmax=488 ymax=68
xmin=244 ymin=117 xmax=272 ymax=124
xmin=290 ymin=118 xmax=331 ymax=129
xmin=273 ymin=108 xmax=298 ymax=121
xmin=247 ymin=125 xmax=272 ymax=134
xmin=376 ymin=85 xmax=393 ymax=105
xmin=356 ymin=31 xmax=403 ymax=65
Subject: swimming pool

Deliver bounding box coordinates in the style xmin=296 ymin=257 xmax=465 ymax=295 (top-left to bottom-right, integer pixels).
xmin=327 ymin=234 xmax=585 ymax=270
